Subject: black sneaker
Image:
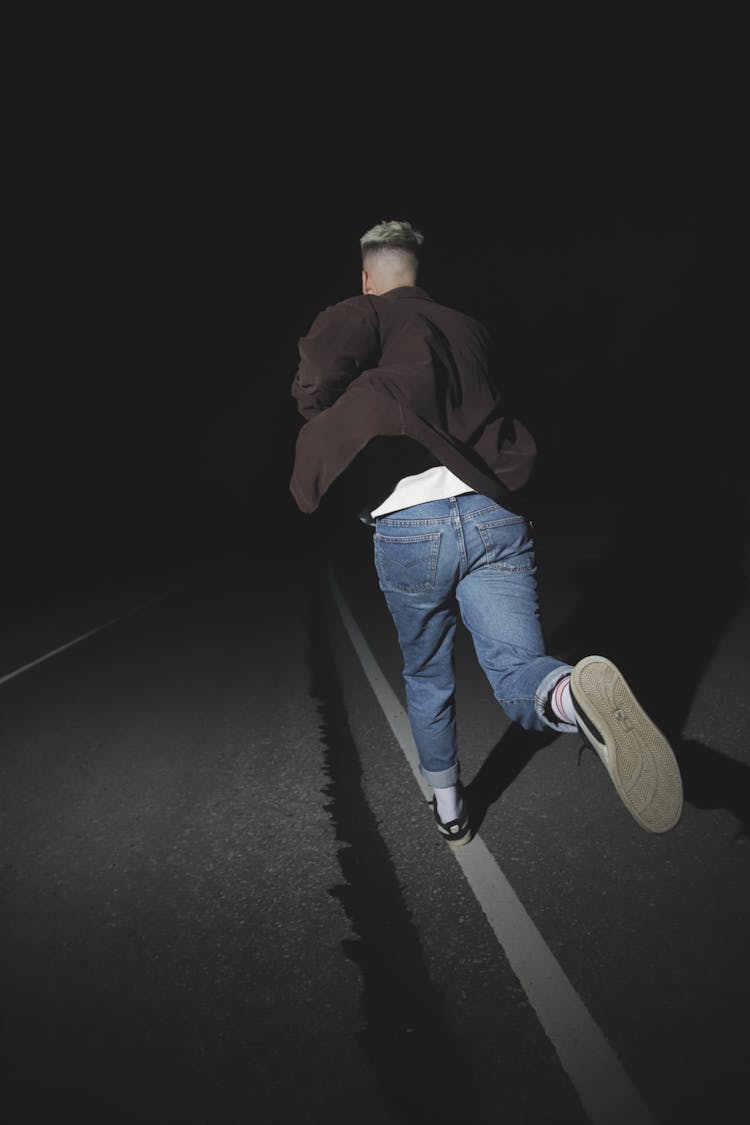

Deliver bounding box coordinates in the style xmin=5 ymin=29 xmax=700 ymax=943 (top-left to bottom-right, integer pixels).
xmin=570 ymin=655 xmax=683 ymax=833
xmin=432 ymin=784 xmax=472 ymax=846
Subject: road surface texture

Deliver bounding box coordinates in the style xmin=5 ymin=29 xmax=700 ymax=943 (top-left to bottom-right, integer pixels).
xmin=1 ymin=493 xmax=749 ymax=1125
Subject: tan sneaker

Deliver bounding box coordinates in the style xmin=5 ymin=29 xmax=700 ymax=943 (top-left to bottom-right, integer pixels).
xmin=570 ymin=656 xmax=683 ymax=833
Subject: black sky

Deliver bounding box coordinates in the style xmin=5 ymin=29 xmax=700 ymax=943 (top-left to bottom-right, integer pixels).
xmin=9 ymin=16 xmax=742 ymax=601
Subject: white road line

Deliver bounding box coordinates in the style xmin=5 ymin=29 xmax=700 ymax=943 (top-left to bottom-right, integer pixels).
xmin=0 ymin=576 xmax=199 ymax=687
xmin=327 ymin=562 xmax=657 ymax=1125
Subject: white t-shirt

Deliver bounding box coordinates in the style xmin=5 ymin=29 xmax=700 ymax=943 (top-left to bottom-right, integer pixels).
xmin=370 ymin=465 xmax=474 ymax=517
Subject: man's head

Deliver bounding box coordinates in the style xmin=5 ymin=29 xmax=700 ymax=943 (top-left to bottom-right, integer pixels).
xmin=360 ymin=219 xmax=424 ymax=295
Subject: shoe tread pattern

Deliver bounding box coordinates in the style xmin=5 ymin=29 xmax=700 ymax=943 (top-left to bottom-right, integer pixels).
xmin=571 ymin=656 xmax=683 ymax=833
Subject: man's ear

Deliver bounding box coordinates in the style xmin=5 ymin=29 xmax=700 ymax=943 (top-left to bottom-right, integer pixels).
xmin=362 ymin=269 xmax=372 ymax=295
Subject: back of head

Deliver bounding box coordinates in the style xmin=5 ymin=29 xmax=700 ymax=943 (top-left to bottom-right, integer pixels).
xmin=360 ymin=219 xmax=424 ymax=293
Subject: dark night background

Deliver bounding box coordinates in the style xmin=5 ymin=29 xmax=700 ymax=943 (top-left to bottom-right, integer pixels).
xmin=6 ymin=13 xmax=745 ymax=617
xmin=3 ymin=16 xmax=749 ymax=1125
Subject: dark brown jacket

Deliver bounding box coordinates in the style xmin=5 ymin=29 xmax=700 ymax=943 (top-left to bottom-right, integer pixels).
xmin=289 ymin=286 xmax=537 ymax=514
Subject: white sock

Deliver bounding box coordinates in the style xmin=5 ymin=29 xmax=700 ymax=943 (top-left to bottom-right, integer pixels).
xmin=549 ymin=674 xmax=577 ymax=725
xmin=434 ymin=784 xmax=463 ymax=822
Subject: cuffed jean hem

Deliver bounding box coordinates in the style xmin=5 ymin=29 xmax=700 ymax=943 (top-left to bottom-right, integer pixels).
xmin=420 ymin=763 xmax=460 ymax=789
xmin=535 ymin=665 xmax=577 ymax=734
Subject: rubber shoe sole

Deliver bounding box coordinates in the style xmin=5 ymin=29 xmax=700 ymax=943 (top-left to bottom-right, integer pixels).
xmin=570 ymin=656 xmax=683 ymax=833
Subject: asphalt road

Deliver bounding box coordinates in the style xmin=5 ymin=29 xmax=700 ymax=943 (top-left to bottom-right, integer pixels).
xmin=1 ymin=494 xmax=749 ymax=1125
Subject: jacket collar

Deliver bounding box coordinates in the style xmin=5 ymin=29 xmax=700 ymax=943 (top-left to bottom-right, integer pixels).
xmin=379 ymin=285 xmax=433 ymax=301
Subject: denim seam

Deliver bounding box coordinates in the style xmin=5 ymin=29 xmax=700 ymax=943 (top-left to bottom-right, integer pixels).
xmin=475 ymin=517 xmax=526 ymax=529
xmin=481 ymin=564 xmax=536 ymax=573
xmin=378 ymin=518 xmax=450 ymax=526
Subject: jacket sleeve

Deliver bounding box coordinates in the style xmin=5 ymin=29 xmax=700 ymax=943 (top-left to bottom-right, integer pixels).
xmin=291 ymin=299 xmax=380 ymax=420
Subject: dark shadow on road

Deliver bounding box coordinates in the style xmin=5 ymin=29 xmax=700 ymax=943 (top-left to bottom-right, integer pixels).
xmin=307 ymin=551 xmax=483 ymax=1125
xmin=539 ymin=471 xmax=750 ymax=832
xmin=465 ymin=725 xmax=559 ymax=837
xmin=465 ymin=722 xmax=750 ymax=847
xmin=677 ymin=738 xmax=750 ymax=843
xmin=544 ymin=476 xmax=748 ymax=709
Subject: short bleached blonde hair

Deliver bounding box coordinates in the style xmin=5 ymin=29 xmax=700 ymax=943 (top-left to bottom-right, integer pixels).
xmin=360 ymin=219 xmax=424 ymax=270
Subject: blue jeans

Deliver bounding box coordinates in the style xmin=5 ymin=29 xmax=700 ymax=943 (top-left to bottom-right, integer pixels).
xmin=373 ymin=494 xmax=576 ymax=787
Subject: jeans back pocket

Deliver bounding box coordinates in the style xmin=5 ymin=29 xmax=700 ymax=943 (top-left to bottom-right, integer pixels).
xmin=476 ymin=517 xmax=536 ymax=572
xmin=374 ymin=531 xmax=441 ymax=592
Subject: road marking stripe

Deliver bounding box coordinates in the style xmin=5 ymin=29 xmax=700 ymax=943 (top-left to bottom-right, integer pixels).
xmin=328 ymin=561 xmax=657 ymax=1125
xmin=0 ymin=576 xmax=198 ymax=687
